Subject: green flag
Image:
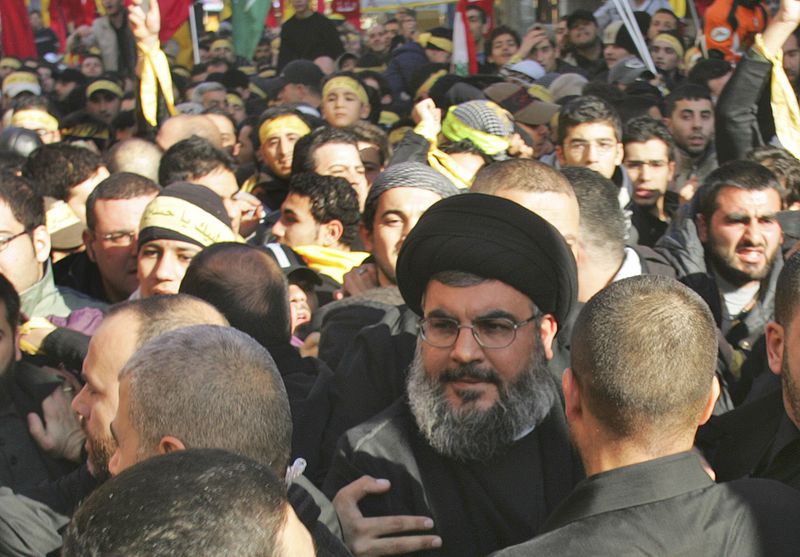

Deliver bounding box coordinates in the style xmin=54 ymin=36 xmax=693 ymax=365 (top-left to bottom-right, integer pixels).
xmin=232 ymin=0 xmax=270 ymax=60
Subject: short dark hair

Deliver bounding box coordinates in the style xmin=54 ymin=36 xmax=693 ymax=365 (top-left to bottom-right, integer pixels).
xmin=180 ymin=243 xmax=292 ymax=346
xmin=775 ymin=253 xmax=800 ymax=328
xmin=664 ymin=83 xmax=712 ymax=118
xmin=558 ymin=95 xmax=622 ymax=144
xmin=0 ymin=273 xmax=21 ymax=331
xmin=85 ymin=172 xmax=161 ymax=231
xmin=653 ymin=8 xmax=679 ymax=24
xmin=561 ymin=166 xmax=626 ymax=263
xmin=623 ymin=116 xmax=675 ymax=161
xmin=62 ymin=449 xmax=292 ymax=557
xmin=350 ymin=121 xmax=390 ymax=166
xmin=472 ymin=158 xmax=575 ymax=197
xmin=571 ymin=275 xmax=717 ymax=440
xmin=22 ymin=144 xmax=104 ymax=201
xmin=687 ymin=58 xmax=732 ymax=87
xmin=158 ymin=135 xmax=234 ymax=186
xmin=291 ymin=126 xmax=359 ymax=176
xmin=696 ymin=160 xmax=783 ymax=224
xmin=0 ymin=173 xmax=44 ymax=231
xmin=746 ymin=145 xmax=800 ymax=207
xmin=288 ymin=173 xmax=360 ymax=248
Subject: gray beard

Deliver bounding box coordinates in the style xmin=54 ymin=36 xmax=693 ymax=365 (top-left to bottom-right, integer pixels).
xmin=406 ymin=343 xmax=556 ymax=462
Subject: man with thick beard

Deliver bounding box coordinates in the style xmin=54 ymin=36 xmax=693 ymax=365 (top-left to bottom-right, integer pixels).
xmin=699 ymin=252 xmax=800 ymax=490
xmin=323 ymin=194 xmax=583 ymax=556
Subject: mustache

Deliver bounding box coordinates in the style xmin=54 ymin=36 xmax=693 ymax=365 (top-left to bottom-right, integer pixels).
xmin=439 ymin=365 xmax=502 ymax=386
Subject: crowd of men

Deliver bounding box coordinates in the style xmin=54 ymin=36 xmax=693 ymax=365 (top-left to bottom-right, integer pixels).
xmin=2 ymin=0 xmax=800 ymax=554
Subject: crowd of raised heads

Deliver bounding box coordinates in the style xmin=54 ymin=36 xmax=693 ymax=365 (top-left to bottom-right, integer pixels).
xmin=2 ymin=0 xmax=800 ymax=554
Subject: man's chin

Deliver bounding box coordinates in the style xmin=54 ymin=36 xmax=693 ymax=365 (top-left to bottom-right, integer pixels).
xmin=445 ymin=381 xmax=498 ymax=410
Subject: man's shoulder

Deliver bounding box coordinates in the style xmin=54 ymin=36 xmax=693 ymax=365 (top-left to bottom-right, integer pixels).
xmin=342 ymin=399 xmax=415 ymax=454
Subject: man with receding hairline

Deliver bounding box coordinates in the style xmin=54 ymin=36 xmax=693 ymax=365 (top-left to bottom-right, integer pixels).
xmin=498 ymin=275 xmax=800 ymax=556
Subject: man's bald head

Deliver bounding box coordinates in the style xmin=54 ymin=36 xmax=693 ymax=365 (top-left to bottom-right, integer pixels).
xmin=156 ymin=115 xmax=223 ymax=151
xmin=106 ymin=138 xmax=163 ymax=183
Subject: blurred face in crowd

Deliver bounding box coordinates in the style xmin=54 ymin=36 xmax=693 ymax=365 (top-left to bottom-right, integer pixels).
xmin=289 ymin=283 xmax=313 ymax=331
xmin=87 ymin=90 xmax=121 ymax=125
xmin=784 ymin=34 xmax=800 ymax=84
xmin=259 ymin=118 xmax=306 ymax=179
xmin=530 ymin=39 xmax=558 ymax=72
xmin=0 ymin=201 xmax=49 ymax=295
xmin=697 ymin=186 xmax=782 ymax=287
xmin=191 ymin=168 xmax=241 ymax=234
xmin=85 ymin=194 xmax=158 ymax=302
xmin=81 ymin=56 xmax=104 ymax=78
xmin=648 ymin=12 xmax=678 ymax=40
xmin=517 ymin=122 xmax=554 ymax=160
xmin=358 ymin=141 xmax=383 ymax=187
xmin=603 ymin=44 xmax=629 ymax=69
xmin=568 ymin=19 xmax=598 ymax=49
xmin=624 ymin=139 xmax=675 ymax=214
xmin=665 ymin=97 xmax=714 ymax=156
xmin=385 ymin=21 xmax=400 ymax=39
xmin=426 ymin=47 xmax=451 ymax=64
xmin=650 ymin=39 xmax=680 ymax=72
xmin=37 ymin=66 xmax=55 ymax=93
xmin=366 ymin=24 xmax=388 ymax=53
xmin=557 ymin=121 xmax=623 ymax=180
xmin=201 ymin=88 xmax=227 ymax=111
xmin=137 ymin=239 xmax=201 ymax=297
xmin=322 ymin=85 xmax=369 ymax=128
xmin=363 ymin=187 xmax=442 ymax=286
xmin=397 ymin=11 xmax=417 ymax=39
xmin=210 ymin=43 xmax=235 ymax=63
xmin=71 ymin=310 xmax=139 ymax=481
xmin=489 ymin=33 xmax=518 ymax=66
xmin=312 ymin=142 xmax=368 ymax=210
xmin=254 ymin=42 xmax=272 ymax=65
xmin=55 ymin=79 xmax=77 ymax=101
xmin=467 ymin=9 xmax=488 ymax=44
xmin=291 ymin=0 xmax=312 ymax=17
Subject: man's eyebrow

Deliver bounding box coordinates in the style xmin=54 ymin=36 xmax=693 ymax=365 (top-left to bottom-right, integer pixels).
xmin=426 ymin=309 xmax=455 ymax=319
xmin=475 ymin=309 xmax=518 ymax=321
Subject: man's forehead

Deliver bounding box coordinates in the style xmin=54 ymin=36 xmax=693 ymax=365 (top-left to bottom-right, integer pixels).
xmin=566 ymin=121 xmax=618 ymax=141
xmin=714 ymin=185 xmax=782 ymax=212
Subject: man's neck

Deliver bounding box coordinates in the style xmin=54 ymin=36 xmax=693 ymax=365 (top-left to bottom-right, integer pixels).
xmin=646 ymin=197 xmax=667 ymax=221
xmin=580 ymin=436 xmax=694 ymax=477
xmin=294 ymin=9 xmax=313 ymax=19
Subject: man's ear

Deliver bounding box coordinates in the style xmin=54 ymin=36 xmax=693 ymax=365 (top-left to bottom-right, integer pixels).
xmin=667 ymin=160 xmax=676 ymax=182
xmin=538 ymin=313 xmax=558 ymax=361
xmin=360 ymin=102 xmax=371 ymax=120
xmin=563 ymin=367 xmax=582 ymax=424
xmin=695 ymin=213 xmax=708 ymax=243
xmin=359 ymin=222 xmax=373 ymax=252
xmin=321 ymin=219 xmax=344 ymax=247
xmin=556 ymin=145 xmax=566 ymax=166
xmin=31 ymin=225 xmax=51 ymax=264
xmin=613 ymin=142 xmax=624 ymax=167
xmin=157 ymin=436 xmax=186 ymax=455
xmin=83 ymin=229 xmax=97 ymax=262
xmin=766 ymin=321 xmax=785 ymax=376
xmin=698 ymin=375 xmax=721 ymax=426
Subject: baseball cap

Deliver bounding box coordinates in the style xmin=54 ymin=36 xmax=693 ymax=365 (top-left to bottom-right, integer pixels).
xmin=608 ymin=56 xmax=653 ymax=86
xmin=504 ymin=60 xmax=545 ymax=82
xmin=263 ymin=242 xmax=322 ymax=286
xmin=279 ymin=60 xmax=324 ymax=90
xmin=86 ymin=79 xmax=123 ymax=99
xmin=2 ymin=71 xmax=41 ymax=98
xmin=567 ymin=9 xmax=597 ymax=29
xmin=484 ymin=83 xmax=560 ymax=126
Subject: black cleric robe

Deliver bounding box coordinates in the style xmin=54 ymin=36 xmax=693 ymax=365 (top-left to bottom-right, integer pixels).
xmin=323 ymin=389 xmax=582 ymax=557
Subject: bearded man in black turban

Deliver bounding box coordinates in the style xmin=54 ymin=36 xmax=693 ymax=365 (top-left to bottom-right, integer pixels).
xmin=323 ymin=193 xmax=584 ymax=557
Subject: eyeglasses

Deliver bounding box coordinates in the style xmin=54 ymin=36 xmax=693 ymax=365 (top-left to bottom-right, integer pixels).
xmin=418 ymin=314 xmax=538 ymax=349
xmin=0 ymin=231 xmax=27 ymax=252
xmin=98 ymin=231 xmax=136 ymax=246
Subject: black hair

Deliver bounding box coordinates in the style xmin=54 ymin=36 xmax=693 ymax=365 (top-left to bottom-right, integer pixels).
xmin=288 ymin=173 xmax=361 ymax=248
xmin=557 ymin=95 xmax=622 ymax=144
xmin=158 ymin=136 xmax=234 ymax=186
xmin=664 ymin=83 xmax=712 ymax=117
xmin=622 ymin=116 xmax=675 ymax=161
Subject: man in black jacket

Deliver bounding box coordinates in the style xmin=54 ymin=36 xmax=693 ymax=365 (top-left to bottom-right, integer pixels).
xmin=278 ymin=0 xmax=342 ymax=71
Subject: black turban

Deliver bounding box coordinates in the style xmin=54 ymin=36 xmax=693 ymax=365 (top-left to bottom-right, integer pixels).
xmin=396 ymin=193 xmax=577 ymax=326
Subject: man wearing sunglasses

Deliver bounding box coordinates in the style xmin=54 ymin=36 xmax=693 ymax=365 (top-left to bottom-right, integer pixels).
xmin=324 ymin=193 xmax=582 ymax=556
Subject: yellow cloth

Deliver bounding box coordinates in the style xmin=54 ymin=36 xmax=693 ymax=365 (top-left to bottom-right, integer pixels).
xmin=413 ymin=120 xmax=476 ymax=189
xmin=86 ymin=79 xmax=123 ymax=98
xmin=669 ymin=0 xmax=686 ymax=18
xmin=18 ymin=317 xmax=56 ymax=356
xmin=322 ymin=76 xmax=369 ymax=105
xmin=11 ymin=109 xmax=59 ymax=131
xmin=137 ymin=41 xmax=177 ymax=128
xmin=140 ymin=196 xmax=236 ymax=247
xmin=440 ymin=105 xmax=511 ymax=157
xmin=258 ymin=114 xmax=311 ymax=144
xmin=291 ymin=245 xmax=369 ymax=284
xmin=414 ymin=69 xmax=447 ymax=100
xmin=754 ymin=33 xmax=800 ymax=160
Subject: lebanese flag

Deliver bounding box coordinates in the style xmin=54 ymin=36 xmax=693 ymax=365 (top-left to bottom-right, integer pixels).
xmin=451 ymin=0 xmax=477 ymax=76
xmin=1 ymin=0 xmax=37 ymax=58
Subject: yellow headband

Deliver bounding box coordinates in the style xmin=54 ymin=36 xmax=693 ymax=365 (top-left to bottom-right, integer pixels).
xmin=211 ymin=39 xmax=233 ymax=51
xmin=86 ymin=79 xmax=123 ymax=98
xmin=441 ymin=105 xmax=511 ymax=156
xmin=323 ymin=76 xmax=368 ymax=106
xmin=140 ymin=196 xmax=236 ymax=247
xmin=10 ymin=109 xmax=59 ymax=132
xmin=258 ymin=114 xmax=312 ymax=145
xmin=415 ymin=69 xmax=447 ymax=100
xmin=0 ymin=58 xmax=21 ymax=69
xmin=426 ymin=36 xmax=453 ymax=53
xmin=226 ymin=93 xmax=244 ymax=108
xmin=654 ymin=33 xmax=685 ymax=59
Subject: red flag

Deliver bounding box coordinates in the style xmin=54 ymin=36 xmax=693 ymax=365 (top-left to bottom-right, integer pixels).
xmin=157 ymin=0 xmax=193 ymax=42
xmin=332 ymin=0 xmax=360 ymax=31
xmin=1 ymin=0 xmax=37 ymax=58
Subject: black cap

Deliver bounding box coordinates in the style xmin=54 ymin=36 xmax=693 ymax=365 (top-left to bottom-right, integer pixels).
xmin=280 ymin=60 xmax=324 ymax=89
xmin=263 ymin=242 xmax=322 ymax=286
xmin=567 ymin=9 xmax=597 ymax=29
